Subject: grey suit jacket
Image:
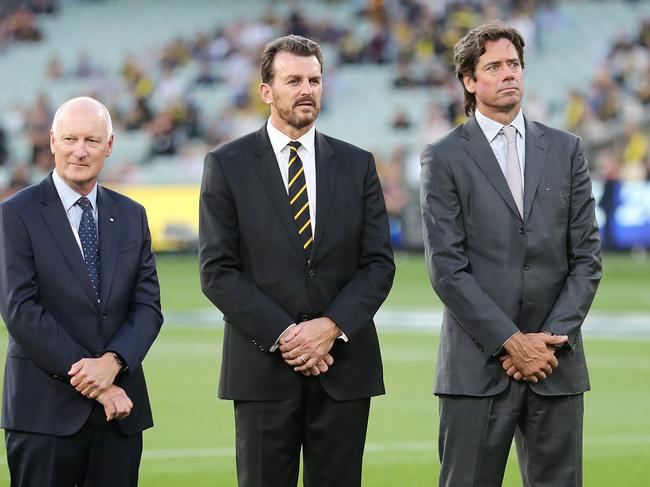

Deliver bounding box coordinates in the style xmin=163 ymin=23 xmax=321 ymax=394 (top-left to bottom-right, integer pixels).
xmin=420 ymin=115 xmax=601 ymax=397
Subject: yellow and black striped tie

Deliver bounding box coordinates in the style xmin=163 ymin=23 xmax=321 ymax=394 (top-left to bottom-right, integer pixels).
xmin=287 ymin=141 xmax=313 ymax=258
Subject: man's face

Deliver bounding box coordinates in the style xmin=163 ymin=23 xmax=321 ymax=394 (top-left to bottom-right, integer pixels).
xmin=50 ymin=102 xmax=113 ymax=195
xmin=464 ymin=37 xmax=524 ymax=119
xmin=260 ymin=51 xmax=322 ymax=137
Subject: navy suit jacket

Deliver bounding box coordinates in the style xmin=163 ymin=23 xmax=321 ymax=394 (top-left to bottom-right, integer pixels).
xmin=0 ymin=173 xmax=163 ymax=436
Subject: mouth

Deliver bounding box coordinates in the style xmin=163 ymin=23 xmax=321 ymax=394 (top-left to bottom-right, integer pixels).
xmin=499 ymin=87 xmax=519 ymax=94
xmin=295 ymin=99 xmax=315 ymax=108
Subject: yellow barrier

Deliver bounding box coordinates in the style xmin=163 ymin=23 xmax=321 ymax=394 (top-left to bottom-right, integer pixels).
xmin=108 ymin=184 xmax=200 ymax=252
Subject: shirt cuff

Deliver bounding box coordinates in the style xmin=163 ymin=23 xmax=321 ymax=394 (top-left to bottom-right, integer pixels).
xmin=492 ymin=331 xmax=519 ymax=357
xmin=269 ymin=324 xmax=296 ymax=352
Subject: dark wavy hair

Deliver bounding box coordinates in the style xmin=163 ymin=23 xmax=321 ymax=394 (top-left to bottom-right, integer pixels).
xmin=454 ymin=21 xmax=525 ymax=116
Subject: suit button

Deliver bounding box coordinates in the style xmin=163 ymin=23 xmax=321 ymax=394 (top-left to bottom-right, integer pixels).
xmin=101 ymin=315 xmax=107 ymax=320
xmin=307 ymin=269 xmax=315 ymax=277
xmin=519 ymin=228 xmax=525 ymax=235
xmin=523 ymin=264 xmax=531 ymax=271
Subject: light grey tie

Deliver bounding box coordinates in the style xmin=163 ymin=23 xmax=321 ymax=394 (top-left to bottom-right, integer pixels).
xmin=502 ymin=125 xmax=523 ymax=217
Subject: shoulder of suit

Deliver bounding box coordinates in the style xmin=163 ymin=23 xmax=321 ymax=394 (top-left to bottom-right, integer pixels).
xmin=99 ymin=185 xmax=145 ymax=212
xmin=528 ymin=119 xmax=579 ymax=142
xmin=423 ymin=123 xmax=465 ymax=153
xmin=0 ymin=182 xmax=40 ymax=209
xmin=319 ymin=132 xmax=372 ymax=159
xmin=208 ymin=131 xmax=258 ymax=160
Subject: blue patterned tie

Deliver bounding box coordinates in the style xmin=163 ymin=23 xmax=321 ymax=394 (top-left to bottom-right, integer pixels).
xmin=76 ymin=196 xmax=100 ymax=299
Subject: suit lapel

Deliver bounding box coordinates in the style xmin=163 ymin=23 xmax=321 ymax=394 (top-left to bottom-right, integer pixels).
xmin=251 ymin=127 xmax=305 ymax=259
xmin=97 ymin=186 xmax=118 ymax=309
xmin=522 ymin=118 xmax=548 ymax=221
xmin=461 ymin=116 xmax=522 ymax=220
xmin=311 ymin=131 xmax=337 ymax=261
xmin=39 ymin=175 xmax=99 ymax=309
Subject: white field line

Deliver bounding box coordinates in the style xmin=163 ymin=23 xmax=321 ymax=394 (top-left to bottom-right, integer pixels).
xmin=0 ymin=436 xmax=647 ymax=465
xmin=166 ymin=309 xmax=650 ymax=340
xmin=131 ymin=435 xmax=650 ymax=460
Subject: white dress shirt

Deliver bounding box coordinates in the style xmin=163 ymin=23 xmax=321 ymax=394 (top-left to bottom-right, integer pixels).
xmin=265 ymin=120 xmax=348 ymax=350
xmin=52 ymin=169 xmax=99 ymax=258
xmin=266 ymin=119 xmax=316 ymax=236
xmin=475 ymin=108 xmax=526 ymax=190
xmin=474 ymin=109 xmax=527 ymax=354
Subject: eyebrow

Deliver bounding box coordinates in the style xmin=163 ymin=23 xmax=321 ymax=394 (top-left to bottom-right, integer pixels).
xmin=60 ymin=133 xmax=104 ymax=140
xmin=484 ymin=58 xmax=520 ymax=67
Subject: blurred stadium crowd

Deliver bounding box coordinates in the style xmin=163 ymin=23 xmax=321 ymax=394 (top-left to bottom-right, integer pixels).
xmin=0 ymin=0 xmax=649 ymax=250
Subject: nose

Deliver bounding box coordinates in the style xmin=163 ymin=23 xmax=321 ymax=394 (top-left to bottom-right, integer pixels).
xmin=504 ymin=64 xmax=517 ymax=79
xmin=72 ymin=140 xmax=88 ymax=158
xmin=299 ymin=79 xmax=313 ymax=94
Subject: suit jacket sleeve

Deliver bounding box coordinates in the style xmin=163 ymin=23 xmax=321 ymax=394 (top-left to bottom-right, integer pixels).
xmin=105 ymin=207 xmax=163 ymax=370
xmin=323 ymin=153 xmax=395 ymax=340
xmin=540 ymin=137 xmax=601 ymax=345
xmin=420 ymin=143 xmax=519 ymax=359
xmin=199 ymin=152 xmax=295 ymax=349
xmin=0 ymin=201 xmax=89 ymax=376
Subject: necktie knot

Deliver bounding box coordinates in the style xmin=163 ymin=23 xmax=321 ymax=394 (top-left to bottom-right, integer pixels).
xmin=288 ymin=141 xmax=301 ymax=152
xmin=76 ymin=196 xmax=93 ymax=213
xmin=502 ymin=125 xmax=517 ymax=145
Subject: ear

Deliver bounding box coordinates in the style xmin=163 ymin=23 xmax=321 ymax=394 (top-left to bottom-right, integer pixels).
xmin=259 ymin=82 xmax=273 ymax=105
xmin=49 ymin=130 xmax=56 ymax=154
xmin=463 ymin=74 xmax=476 ymax=94
xmin=106 ymin=134 xmax=114 ymax=158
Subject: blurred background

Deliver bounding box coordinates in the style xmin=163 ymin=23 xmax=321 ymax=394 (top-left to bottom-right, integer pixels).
xmin=0 ymin=0 xmax=649 ymax=485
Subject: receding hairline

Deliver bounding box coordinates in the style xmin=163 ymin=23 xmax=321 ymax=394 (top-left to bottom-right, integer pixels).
xmin=51 ymin=96 xmax=113 ymax=138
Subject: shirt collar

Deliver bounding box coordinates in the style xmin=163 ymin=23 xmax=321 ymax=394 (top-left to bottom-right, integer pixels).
xmin=475 ymin=108 xmax=525 ymax=142
xmin=52 ymin=169 xmax=98 ymax=212
xmin=266 ymin=119 xmax=316 ymax=157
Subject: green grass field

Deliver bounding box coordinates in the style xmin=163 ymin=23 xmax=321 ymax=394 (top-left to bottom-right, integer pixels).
xmin=1 ymin=252 xmax=649 ymax=485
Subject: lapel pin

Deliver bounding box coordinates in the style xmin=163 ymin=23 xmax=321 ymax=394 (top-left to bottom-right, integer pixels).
xmin=109 ymin=217 xmax=115 ymax=222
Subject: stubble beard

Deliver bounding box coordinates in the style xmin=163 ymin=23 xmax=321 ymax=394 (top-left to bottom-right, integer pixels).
xmin=275 ymin=95 xmax=320 ymax=130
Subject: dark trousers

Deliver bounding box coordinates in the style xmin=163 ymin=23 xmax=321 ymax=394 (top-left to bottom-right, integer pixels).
xmin=234 ymin=376 xmax=371 ymax=487
xmin=438 ymin=380 xmax=584 ymax=487
xmin=5 ymin=403 xmax=143 ymax=487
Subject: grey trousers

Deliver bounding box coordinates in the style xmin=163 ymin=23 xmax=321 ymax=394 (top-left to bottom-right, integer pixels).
xmin=438 ymin=380 xmax=584 ymax=487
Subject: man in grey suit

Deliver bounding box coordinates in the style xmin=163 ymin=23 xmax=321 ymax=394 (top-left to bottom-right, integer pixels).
xmin=420 ymin=22 xmax=601 ymax=486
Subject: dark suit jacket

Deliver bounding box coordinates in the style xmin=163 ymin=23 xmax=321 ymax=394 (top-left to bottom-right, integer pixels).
xmin=199 ymin=125 xmax=395 ymax=402
xmin=0 ymin=174 xmax=163 ymax=436
xmin=420 ymin=115 xmax=602 ymax=397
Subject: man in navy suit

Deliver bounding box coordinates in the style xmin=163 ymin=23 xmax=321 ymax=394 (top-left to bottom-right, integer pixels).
xmin=0 ymin=96 xmax=163 ymax=486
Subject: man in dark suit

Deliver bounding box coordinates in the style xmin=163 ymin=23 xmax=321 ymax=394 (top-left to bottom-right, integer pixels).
xmin=420 ymin=22 xmax=601 ymax=486
xmin=199 ymin=35 xmax=394 ymax=487
xmin=0 ymin=96 xmax=163 ymax=486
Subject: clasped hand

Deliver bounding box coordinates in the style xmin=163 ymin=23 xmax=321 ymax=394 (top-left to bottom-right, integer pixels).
xmin=279 ymin=317 xmax=340 ymax=377
xmin=500 ymin=332 xmax=568 ymax=383
xmin=96 ymin=385 xmax=133 ymax=421
xmin=68 ymin=353 xmax=132 ymax=420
